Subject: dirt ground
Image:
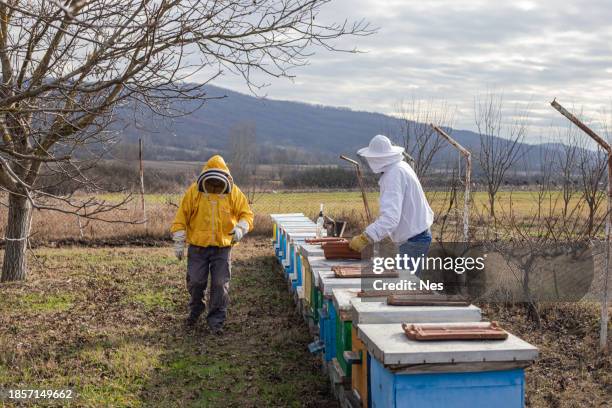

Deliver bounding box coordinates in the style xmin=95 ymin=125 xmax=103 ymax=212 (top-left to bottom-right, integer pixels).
xmin=0 ymin=237 xmax=610 ymax=407
xmin=481 ymin=303 xmax=611 ymax=408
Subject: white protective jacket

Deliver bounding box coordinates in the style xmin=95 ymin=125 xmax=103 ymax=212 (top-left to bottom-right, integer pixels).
xmin=364 ymin=160 xmax=434 ymax=243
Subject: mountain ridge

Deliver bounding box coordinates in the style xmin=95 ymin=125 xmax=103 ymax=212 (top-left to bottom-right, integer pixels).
xmin=116 ymin=84 xmax=553 ymax=171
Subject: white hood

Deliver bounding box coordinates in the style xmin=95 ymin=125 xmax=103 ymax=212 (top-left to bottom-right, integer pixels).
xmin=357 ymin=135 xmax=405 ymax=173
xmin=364 ymin=153 xmax=404 ymax=173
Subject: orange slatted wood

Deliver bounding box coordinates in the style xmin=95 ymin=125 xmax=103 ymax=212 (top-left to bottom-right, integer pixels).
xmin=332 ymin=265 xmax=399 ymax=279
xmin=321 ymin=241 xmax=362 ymax=260
xmin=387 ymin=295 xmax=471 ymax=307
xmin=401 ymin=322 xmax=508 ymax=341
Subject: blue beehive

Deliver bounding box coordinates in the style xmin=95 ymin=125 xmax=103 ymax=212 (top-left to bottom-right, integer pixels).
xmin=319 ymin=299 xmax=337 ymax=362
xmin=285 ymin=231 xmax=320 ymax=286
xmin=314 ymin=265 xmax=363 ymax=364
xmin=370 ymin=360 xmax=525 ymax=408
xmin=269 ymin=214 xmax=309 ymax=261
xmin=278 ymin=222 xmax=316 ymax=275
xmin=359 ymin=323 xmax=538 ymax=408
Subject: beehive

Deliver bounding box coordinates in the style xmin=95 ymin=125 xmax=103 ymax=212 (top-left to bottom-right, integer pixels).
xmin=359 ymin=323 xmax=538 ymax=408
xmin=269 ymin=214 xmax=538 ymax=408
xmin=298 ymin=245 xmax=324 ymax=313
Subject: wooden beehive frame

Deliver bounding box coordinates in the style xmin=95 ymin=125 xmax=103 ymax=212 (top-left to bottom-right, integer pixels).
xmin=401 ymin=322 xmax=508 ymax=341
xmin=331 ymin=265 xmax=399 ymax=278
xmin=321 ymin=241 xmax=362 ymax=260
xmin=305 ymin=237 xmax=347 ymax=245
xmin=387 ymin=295 xmax=470 ymax=307
xmin=357 ymin=289 xmax=432 ymax=298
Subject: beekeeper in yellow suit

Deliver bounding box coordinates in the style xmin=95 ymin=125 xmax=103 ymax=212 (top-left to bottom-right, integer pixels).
xmin=171 ymin=155 xmax=254 ymax=334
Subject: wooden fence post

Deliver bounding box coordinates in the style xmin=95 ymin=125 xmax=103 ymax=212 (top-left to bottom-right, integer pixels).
xmin=139 ymin=138 xmax=147 ymax=232
xmin=551 ymin=99 xmax=610 ymax=354
xmin=430 ymin=124 xmax=472 ymax=242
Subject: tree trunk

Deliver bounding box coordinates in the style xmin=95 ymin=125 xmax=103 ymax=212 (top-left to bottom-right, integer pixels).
xmin=1 ymin=193 xmax=32 ymax=282
xmin=489 ymin=193 xmax=496 ymax=219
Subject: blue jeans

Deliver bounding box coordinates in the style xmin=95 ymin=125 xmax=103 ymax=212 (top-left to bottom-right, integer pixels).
xmin=398 ymin=229 xmax=432 ymax=277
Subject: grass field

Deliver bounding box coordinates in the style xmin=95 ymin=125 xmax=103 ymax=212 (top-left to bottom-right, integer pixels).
xmin=0 ymin=189 xmax=603 ymax=246
xmin=99 ymin=189 xmax=603 ymax=218
xmin=0 ymin=238 xmax=610 ymax=407
xmin=0 ymin=239 xmax=337 ymax=407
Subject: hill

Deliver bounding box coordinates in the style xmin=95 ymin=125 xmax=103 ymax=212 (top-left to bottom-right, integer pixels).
xmin=115 ymin=85 xmax=554 ymax=171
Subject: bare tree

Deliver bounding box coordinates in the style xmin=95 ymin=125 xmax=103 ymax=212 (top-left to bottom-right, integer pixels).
xmin=550 ymin=99 xmax=610 ymax=353
xmin=395 ymin=98 xmax=455 ymax=180
xmin=431 ymin=124 xmax=472 ymax=242
xmin=576 ymin=141 xmax=607 ymax=237
xmin=474 ymin=92 xmax=529 ymax=219
xmin=0 ymin=0 xmax=372 ymax=281
xmin=229 ymin=123 xmax=256 ymax=184
xmin=555 ymin=124 xmax=580 ymax=220
xmin=490 ymin=144 xmax=594 ymax=327
xmin=228 ymin=122 xmax=258 ymax=202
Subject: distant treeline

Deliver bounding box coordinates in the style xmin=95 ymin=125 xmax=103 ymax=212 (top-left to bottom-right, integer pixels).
xmin=282 ymin=167 xmax=378 ymax=189
xmin=37 ymin=159 xmax=563 ymax=195
xmin=113 ymin=142 xmax=334 ymax=165
xmin=38 ymin=161 xmax=197 ymax=195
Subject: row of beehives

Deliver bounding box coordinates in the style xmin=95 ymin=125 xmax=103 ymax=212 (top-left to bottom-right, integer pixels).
xmin=270 ymin=213 xmax=538 ymax=408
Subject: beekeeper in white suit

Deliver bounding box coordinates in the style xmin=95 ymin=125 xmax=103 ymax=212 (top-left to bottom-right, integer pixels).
xmin=349 ymin=135 xmax=434 ymax=275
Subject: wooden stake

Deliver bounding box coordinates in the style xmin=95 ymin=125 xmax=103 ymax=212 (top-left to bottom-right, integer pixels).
xmin=551 ymin=99 xmax=610 ymax=354
xmin=340 ymin=155 xmax=373 ymax=224
xmin=139 ymin=138 xmax=147 ymax=232
xmin=430 ymin=124 xmax=472 ymax=242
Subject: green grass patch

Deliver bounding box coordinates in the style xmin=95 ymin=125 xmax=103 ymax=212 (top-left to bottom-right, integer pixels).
xmin=16 ymin=292 xmax=75 ymax=313
xmin=130 ymin=290 xmax=176 ymax=311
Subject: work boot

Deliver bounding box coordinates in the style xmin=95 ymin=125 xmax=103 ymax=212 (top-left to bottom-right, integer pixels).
xmin=185 ymin=313 xmax=200 ymax=328
xmin=210 ymin=326 xmax=224 ymax=336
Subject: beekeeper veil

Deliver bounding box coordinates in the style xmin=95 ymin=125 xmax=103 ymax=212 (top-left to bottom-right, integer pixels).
xmin=357 ymin=135 xmax=404 ymax=173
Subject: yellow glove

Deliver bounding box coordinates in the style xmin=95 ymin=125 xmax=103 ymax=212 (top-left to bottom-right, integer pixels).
xmin=349 ymin=233 xmax=371 ymax=252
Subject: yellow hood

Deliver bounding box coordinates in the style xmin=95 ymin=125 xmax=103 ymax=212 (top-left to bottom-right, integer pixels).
xmin=202 ymin=155 xmax=231 ymax=176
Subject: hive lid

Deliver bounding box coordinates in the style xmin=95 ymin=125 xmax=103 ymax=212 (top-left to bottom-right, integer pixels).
xmin=351 ymin=299 xmax=481 ymax=324
xmin=274 ymin=219 xmax=311 ymax=225
xmin=358 ymin=323 xmax=538 ymax=366
xmin=332 ymin=288 xmax=361 ymax=312
xmin=276 ymin=220 xmax=312 ymax=225
xmin=332 ymin=265 xmax=399 ymax=279
xmin=270 ymin=213 xmax=306 ymax=221
xmin=320 ymin=274 xmax=363 ymax=296
xmin=357 ymin=290 xmax=426 ymax=298
xmin=280 ymin=223 xmax=317 ymax=229
xmin=298 ymin=244 xmax=325 ymax=257
xmin=309 ymin=258 xmax=361 ymax=286
xmin=285 ymin=232 xmax=318 ymax=240
xmin=387 ymin=295 xmax=471 ymax=307
xmin=305 ymin=237 xmax=347 ymax=244
xmin=308 ymin=258 xmax=361 ymax=269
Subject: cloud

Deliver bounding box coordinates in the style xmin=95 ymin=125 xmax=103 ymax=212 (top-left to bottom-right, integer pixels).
xmin=203 ymin=0 xmax=612 ymax=143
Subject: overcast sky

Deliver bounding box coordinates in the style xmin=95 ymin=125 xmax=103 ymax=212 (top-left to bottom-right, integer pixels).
xmin=203 ymin=0 xmax=612 ymax=144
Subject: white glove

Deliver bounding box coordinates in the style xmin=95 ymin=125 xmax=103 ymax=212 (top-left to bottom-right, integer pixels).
xmin=172 ymin=230 xmax=186 ymax=260
xmin=231 ymin=220 xmax=249 ymax=243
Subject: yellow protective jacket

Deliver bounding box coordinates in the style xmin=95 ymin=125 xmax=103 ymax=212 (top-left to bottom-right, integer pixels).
xmin=171 ymin=155 xmax=254 ymax=247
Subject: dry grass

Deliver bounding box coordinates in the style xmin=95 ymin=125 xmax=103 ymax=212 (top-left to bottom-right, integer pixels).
xmin=482 ymin=302 xmax=611 ymax=408
xmin=0 ymin=239 xmax=337 ymax=407
xmin=0 ymin=238 xmax=609 ymax=407
xmin=0 ymin=190 xmax=606 ymax=246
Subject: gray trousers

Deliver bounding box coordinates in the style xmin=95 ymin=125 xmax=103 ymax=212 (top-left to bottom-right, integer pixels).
xmin=186 ymin=245 xmax=231 ymax=329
